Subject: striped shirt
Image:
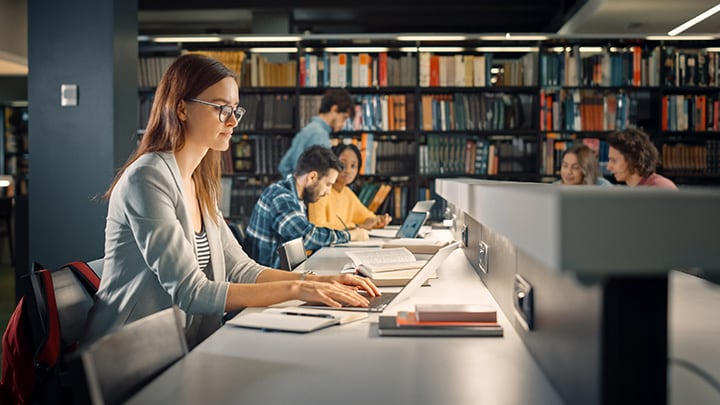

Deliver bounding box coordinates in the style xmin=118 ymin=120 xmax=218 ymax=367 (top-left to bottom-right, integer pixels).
xmin=195 ymin=229 xmax=210 ymax=272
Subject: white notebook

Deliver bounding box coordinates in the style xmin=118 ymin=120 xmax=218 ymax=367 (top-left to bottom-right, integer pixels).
xmin=227 ymin=307 xmax=366 ymax=333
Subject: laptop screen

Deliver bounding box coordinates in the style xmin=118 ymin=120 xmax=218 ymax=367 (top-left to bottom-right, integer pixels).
xmin=396 ymin=211 xmax=429 ymax=238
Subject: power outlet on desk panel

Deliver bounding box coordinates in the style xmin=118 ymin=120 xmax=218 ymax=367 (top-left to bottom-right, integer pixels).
xmin=514 ymin=274 xmax=534 ymax=331
xmin=477 ymin=241 xmax=488 ymax=274
xmin=461 ymin=224 xmax=489 ymax=274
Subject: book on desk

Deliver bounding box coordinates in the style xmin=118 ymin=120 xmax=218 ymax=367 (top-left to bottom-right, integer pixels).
xmin=378 ymin=306 xmax=503 ymax=337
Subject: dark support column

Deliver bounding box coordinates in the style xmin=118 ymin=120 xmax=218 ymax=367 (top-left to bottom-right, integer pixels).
xmin=27 ymin=0 xmax=137 ymax=272
xmin=602 ymin=276 xmax=668 ymax=405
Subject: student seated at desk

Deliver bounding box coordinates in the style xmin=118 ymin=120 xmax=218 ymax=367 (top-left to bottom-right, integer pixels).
xmin=245 ymin=145 xmax=370 ymax=269
xmin=607 ymin=128 xmax=678 ymax=190
xmin=552 ymin=144 xmax=613 ymax=186
xmin=83 ymin=54 xmax=379 ymax=349
xmin=308 ymin=143 xmax=392 ymax=231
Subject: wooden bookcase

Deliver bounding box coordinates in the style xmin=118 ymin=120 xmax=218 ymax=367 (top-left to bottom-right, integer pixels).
xmin=138 ymin=35 xmax=720 ymax=225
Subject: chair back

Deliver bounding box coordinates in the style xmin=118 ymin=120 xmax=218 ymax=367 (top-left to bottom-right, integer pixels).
xmin=0 ymin=260 xmax=101 ymax=404
xmin=75 ymin=306 xmax=188 ymax=405
xmin=276 ymin=237 xmax=307 ymax=271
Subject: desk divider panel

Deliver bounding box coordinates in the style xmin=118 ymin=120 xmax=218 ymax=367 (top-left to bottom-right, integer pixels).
xmin=438 ymin=179 xmax=720 ymax=405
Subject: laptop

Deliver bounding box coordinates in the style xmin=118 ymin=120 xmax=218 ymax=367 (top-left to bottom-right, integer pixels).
xmin=369 ymin=210 xmax=429 ymax=239
xmin=410 ymin=199 xmax=436 ymax=213
xmin=369 ymin=200 xmax=435 ymax=239
xmin=302 ymin=241 xmax=461 ymax=312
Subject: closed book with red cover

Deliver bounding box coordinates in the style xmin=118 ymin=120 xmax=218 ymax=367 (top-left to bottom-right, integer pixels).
xmin=378 ymin=315 xmax=503 ymax=337
xmin=414 ymin=304 xmax=497 ymax=322
xmin=396 ymin=311 xmax=499 ymax=328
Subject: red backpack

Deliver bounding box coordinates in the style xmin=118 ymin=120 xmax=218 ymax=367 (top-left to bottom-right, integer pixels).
xmin=1 ymin=261 xmax=100 ymax=404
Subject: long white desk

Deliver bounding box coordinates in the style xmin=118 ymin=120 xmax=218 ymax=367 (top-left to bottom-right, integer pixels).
xmin=128 ymin=242 xmax=564 ymax=405
xmin=669 ymin=270 xmax=720 ymax=404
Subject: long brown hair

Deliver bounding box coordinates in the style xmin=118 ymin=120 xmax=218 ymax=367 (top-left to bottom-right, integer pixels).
xmin=563 ymin=143 xmax=601 ymax=185
xmin=104 ymin=53 xmax=236 ymax=224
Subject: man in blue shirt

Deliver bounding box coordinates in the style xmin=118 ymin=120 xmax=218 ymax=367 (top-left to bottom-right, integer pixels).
xmin=277 ymin=89 xmax=354 ymax=177
xmin=246 ymin=145 xmax=369 ymax=268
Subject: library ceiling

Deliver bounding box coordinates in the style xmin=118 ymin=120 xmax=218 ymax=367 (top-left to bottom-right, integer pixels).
xmin=138 ymin=0 xmax=586 ymax=35
xmin=138 ymin=0 xmax=720 ymax=37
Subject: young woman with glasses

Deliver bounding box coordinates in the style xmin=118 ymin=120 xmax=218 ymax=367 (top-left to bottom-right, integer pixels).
xmin=84 ymin=54 xmax=379 ymax=348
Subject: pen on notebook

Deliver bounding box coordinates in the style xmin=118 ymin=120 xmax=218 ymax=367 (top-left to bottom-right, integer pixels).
xmin=336 ymin=215 xmax=350 ymax=232
xmin=281 ymin=311 xmax=335 ymax=319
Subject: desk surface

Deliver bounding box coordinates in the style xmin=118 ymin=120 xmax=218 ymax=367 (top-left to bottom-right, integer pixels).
xmin=128 ymin=245 xmax=564 ymax=405
xmin=669 ymin=270 xmax=720 ymax=404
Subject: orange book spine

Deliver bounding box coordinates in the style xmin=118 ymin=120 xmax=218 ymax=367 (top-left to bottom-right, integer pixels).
xmin=378 ymin=52 xmax=388 ymax=87
xmin=632 ymin=46 xmax=642 ymax=86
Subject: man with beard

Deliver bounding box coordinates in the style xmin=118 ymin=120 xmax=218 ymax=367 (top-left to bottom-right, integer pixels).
xmin=245 ymin=145 xmax=369 ymax=268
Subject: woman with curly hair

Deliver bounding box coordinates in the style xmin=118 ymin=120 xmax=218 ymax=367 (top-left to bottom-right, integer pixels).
xmin=606 ymin=128 xmax=677 ymax=190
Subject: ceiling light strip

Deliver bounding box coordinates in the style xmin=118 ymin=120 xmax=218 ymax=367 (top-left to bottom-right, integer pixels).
xmin=233 ymin=35 xmax=301 ymax=42
xmin=152 ymin=36 xmax=223 ymax=43
xmin=323 ymin=47 xmax=390 ymax=53
xmin=249 ymin=47 xmax=298 ymax=53
xmin=396 ymin=35 xmax=467 ymax=41
xmin=668 ymin=4 xmax=720 ymax=36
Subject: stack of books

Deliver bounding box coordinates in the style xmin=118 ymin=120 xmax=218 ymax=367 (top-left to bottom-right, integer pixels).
xmin=378 ymin=304 xmax=503 ymax=337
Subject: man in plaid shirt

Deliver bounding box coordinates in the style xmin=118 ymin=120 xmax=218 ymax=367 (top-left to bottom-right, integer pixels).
xmin=245 ymin=145 xmax=369 ymax=268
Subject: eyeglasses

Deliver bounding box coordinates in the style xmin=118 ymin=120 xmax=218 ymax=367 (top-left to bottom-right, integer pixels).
xmin=187 ymin=98 xmax=246 ymax=123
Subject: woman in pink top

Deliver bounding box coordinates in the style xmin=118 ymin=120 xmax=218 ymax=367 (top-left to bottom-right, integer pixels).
xmin=607 ymin=128 xmax=678 ymax=190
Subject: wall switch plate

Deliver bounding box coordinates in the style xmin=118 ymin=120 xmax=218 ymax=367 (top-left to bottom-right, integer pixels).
xmin=513 ymin=274 xmax=534 ymax=331
xmin=61 ymin=84 xmax=78 ymax=106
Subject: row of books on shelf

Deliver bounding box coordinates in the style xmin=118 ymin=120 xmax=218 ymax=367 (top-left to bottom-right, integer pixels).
xmin=419 ymin=52 xmax=536 ymax=87
xmin=299 ymin=52 xmax=416 ymax=88
xmin=339 ymin=134 xmax=416 ymax=175
xmin=662 ymin=141 xmax=720 ymax=175
xmin=665 ymin=49 xmax=720 ymax=88
xmin=222 ymin=135 xmax=292 ymax=176
xmin=237 ymin=94 xmax=295 ymax=131
xmin=137 ymin=56 xmax=176 ymax=88
xmin=353 ymin=94 xmax=414 ymax=132
xmin=419 ymin=134 xmax=537 ymax=176
xmin=220 ymin=177 xmax=266 ymax=220
xmin=661 ymin=94 xmax=720 ymax=132
xmin=540 ymin=46 xmax=661 ymax=87
xmin=245 ymin=53 xmax=297 ymax=87
xmin=353 ymin=181 xmax=411 ymax=220
xmin=298 ymin=95 xmax=371 ymax=131
xmin=318 ymin=94 xmax=416 ymax=132
xmin=539 ymin=89 xmax=646 ymax=132
xmin=420 ymin=93 xmax=534 ymax=132
xmin=139 ymin=47 xmax=720 ymax=90
xmin=417 ymin=184 xmax=448 ymax=222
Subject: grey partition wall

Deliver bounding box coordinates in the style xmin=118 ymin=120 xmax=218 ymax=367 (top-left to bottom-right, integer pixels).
xmin=436 ymin=178 xmax=720 ymax=405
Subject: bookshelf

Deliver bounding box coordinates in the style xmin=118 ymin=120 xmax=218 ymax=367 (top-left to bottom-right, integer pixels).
xmin=137 ymin=35 xmax=720 ymax=224
xmin=1 ymin=105 xmax=28 ymax=197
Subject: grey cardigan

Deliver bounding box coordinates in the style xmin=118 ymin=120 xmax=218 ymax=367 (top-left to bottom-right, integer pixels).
xmin=83 ymin=152 xmax=265 ymax=343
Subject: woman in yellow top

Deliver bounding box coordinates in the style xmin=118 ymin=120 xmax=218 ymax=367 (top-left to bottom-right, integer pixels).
xmin=308 ymin=143 xmax=392 ymax=230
